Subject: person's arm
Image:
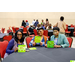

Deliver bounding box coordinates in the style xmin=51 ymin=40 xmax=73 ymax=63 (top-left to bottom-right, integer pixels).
xmin=6 ymin=39 xmax=14 ymax=54
xmin=29 ymin=37 xmax=35 ymax=47
xmin=63 ymin=22 xmax=66 ymax=30
xmin=41 ymin=37 xmax=48 ymax=46
xmin=60 ymin=35 xmax=69 ymax=48
xmin=54 ymin=22 xmax=58 ymax=27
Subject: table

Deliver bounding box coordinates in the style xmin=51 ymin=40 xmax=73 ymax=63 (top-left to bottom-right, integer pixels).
xmin=3 ymin=47 xmax=75 ymax=62
xmin=0 ymin=33 xmax=8 ymax=41
xmin=68 ymin=27 xmax=74 ymax=36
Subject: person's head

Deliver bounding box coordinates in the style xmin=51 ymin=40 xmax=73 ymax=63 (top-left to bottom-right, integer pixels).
xmin=34 ymin=19 xmax=35 ymax=21
xmin=37 ymin=28 xmax=44 ymax=36
xmin=36 ymin=19 xmax=38 ymax=22
xmin=22 ymin=20 xmax=25 ymax=22
xmin=46 ymin=19 xmax=48 ymax=21
xmin=48 ymin=24 xmax=52 ymax=29
xmin=26 ymin=20 xmax=28 ymax=22
xmin=42 ymin=19 xmax=44 ymax=22
xmin=60 ymin=16 xmax=64 ymax=21
xmin=37 ymin=24 xmax=41 ymax=27
xmin=14 ymin=29 xmax=24 ymax=43
xmin=30 ymin=24 xmax=33 ymax=27
xmin=53 ymin=27 xmax=60 ymax=36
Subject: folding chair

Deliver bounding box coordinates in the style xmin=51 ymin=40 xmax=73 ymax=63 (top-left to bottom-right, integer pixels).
xmin=65 ymin=26 xmax=71 ymax=36
xmin=33 ymin=29 xmax=37 ymax=36
xmin=15 ymin=27 xmax=19 ymax=31
xmin=43 ymin=30 xmax=49 ymax=39
xmin=3 ymin=35 xmax=12 ymax=42
xmin=2 ymin=28 xmax=5 ymax=33
xmin=67 ymin=37 xmax=73 ymax=47
xmin=0 ymin=41 xmax=9 ymax=58
xmin=12 ymin=27 xmax=16 ymax=33
xmin=26 ymin=37 xmax=33 ymax=48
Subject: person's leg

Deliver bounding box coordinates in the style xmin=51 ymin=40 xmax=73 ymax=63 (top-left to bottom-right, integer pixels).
xmin=4 ymin=53 xmax=9 ymax=59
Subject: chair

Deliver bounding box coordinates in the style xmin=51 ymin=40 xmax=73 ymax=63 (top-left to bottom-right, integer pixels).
xmin=73 ymin=27 xmax=75 ymax=36
xmin=65 ymin=26 xmax=71 ymax=36
xmin=15 ymin=27 xmax=19 ymax=31
xmin=7 ymin=29 xmax=12 ymax=33
xmin=12 ymin=27 xmax=16 ymax=33
xmin=23 ymin=27 xmax=27 ymax=34
xmin=0 ymin=41 xmax=9 ymax=58
xmin=29 ymin=34 xmax=35 ymax=37
xmin=26 ymin=37 xmax=33 ymax=48
xmin=43 ymin=30 xmax=49 ymax=38
xmin=3 ymin=35 xmax=12 ymax=42
xmin=67 ymin=37 xmax=73 ymax=47
xmin=71 ymin=24 xmax=74 ymax=27
xmin=26 ymin=26 xmax=29 ymax=28
xmin=33 ymin=29 xmax=37 ymax=36
xmin=20 ymin=26 xmax=24 ymax=28
xmin=1 ymin=28 xmax=5 ymax=33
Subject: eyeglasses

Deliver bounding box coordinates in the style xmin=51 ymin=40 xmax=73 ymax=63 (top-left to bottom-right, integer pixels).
xmin=17 ymin=34 xmax=22 ymax=36
xmin=53 ymin=31 xmax=58 ymax=33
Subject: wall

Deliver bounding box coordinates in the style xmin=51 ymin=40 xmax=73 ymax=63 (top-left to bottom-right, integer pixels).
xmin=0 ymin=12 xmax=75 ymax=30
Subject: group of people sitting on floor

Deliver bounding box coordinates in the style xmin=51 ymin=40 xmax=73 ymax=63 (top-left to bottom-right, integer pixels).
xmin=4 ymin=26 xmax=69 ymax=58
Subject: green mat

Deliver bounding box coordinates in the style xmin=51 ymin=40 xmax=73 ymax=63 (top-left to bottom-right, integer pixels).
xmin=29 ymin=47 xmax=37 ymax=50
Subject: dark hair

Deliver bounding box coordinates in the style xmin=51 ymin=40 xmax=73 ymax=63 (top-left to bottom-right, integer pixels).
xmin=14 ymin=29 xmax=24 ymax=43
xmin=36 ymin=20 xmax=38 ymax=22
xmin=53 ymin=27 xmax=60 ymax=31
xmin=37 ymin=27 xmax=44 ymax=30
xmin=46 ymin=19 xmax=48 ymax=21
xmin=60 ymin=16 xmax=64 ymax=21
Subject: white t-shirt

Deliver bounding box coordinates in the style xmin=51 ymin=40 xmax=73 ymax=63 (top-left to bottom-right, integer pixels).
xmin=32 ymin=21 xmax=36 ymax=25
xmin=54 ymin=38 xmax=58 ymax=45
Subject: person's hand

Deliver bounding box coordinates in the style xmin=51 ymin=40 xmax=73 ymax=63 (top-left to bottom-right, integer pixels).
xmin=54 ymin=45 xmax=61 ymax=48
xmin=28 ymin=31 xmax=30 ymax=35
xmin=45 ymin=44 xmax=47 ymax=47
xmin=40 ymin=42 xmax=43 ymax=46
xmin=14 ymin=47 xmax=18 ymax=52
xmin=33 ymin=42 xmax=36 ymax=46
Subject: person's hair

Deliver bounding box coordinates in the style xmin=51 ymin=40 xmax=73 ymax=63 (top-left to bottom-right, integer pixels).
xmin=36 ymin=19 xmax=38 ymax=22
xmin=37 ymin=27 xmax=44 ymax=30
xmin=22 ymin=20 xmax=25 ymax=22
xmin=60 ymin=16 xmax=64 ymax=21
xmin=14 ymin=29 xmax=24 ymax=43
xmin=37 ymin=24 xmax=41 ymax=27
xmin=46 ymin=19 xmax=48 ymax=21
xmin=53 ymin=27 xmax=60 ymax=31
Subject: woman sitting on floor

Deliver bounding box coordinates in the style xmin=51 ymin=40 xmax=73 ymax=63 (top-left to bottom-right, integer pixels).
xmin=29 ymin=27 xmax=48 ymax=47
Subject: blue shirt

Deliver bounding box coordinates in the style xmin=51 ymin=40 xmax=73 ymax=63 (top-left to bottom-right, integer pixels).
xmin=29 ymin=36 xmax=48 ymax=47
xmin=26 ymin=22 xmax=29 ymax=26
xmin=34 ymin=21 xmax=39 ymax=27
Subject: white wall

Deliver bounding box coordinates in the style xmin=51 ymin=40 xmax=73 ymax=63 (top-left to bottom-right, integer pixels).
xmin=0 ymin=12 xmax=75 ymax=30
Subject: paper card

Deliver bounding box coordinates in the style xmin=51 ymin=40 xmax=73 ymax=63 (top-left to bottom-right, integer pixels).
xmin=29 ymin=47 xmax=37 ymax=50
xmin=47 ymin=41 xmax=54 ymax=48
xmin=34 ymin=36 xmax=41 ymax=43
xmin=18 ymin=45 xmax=26 ymax=52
